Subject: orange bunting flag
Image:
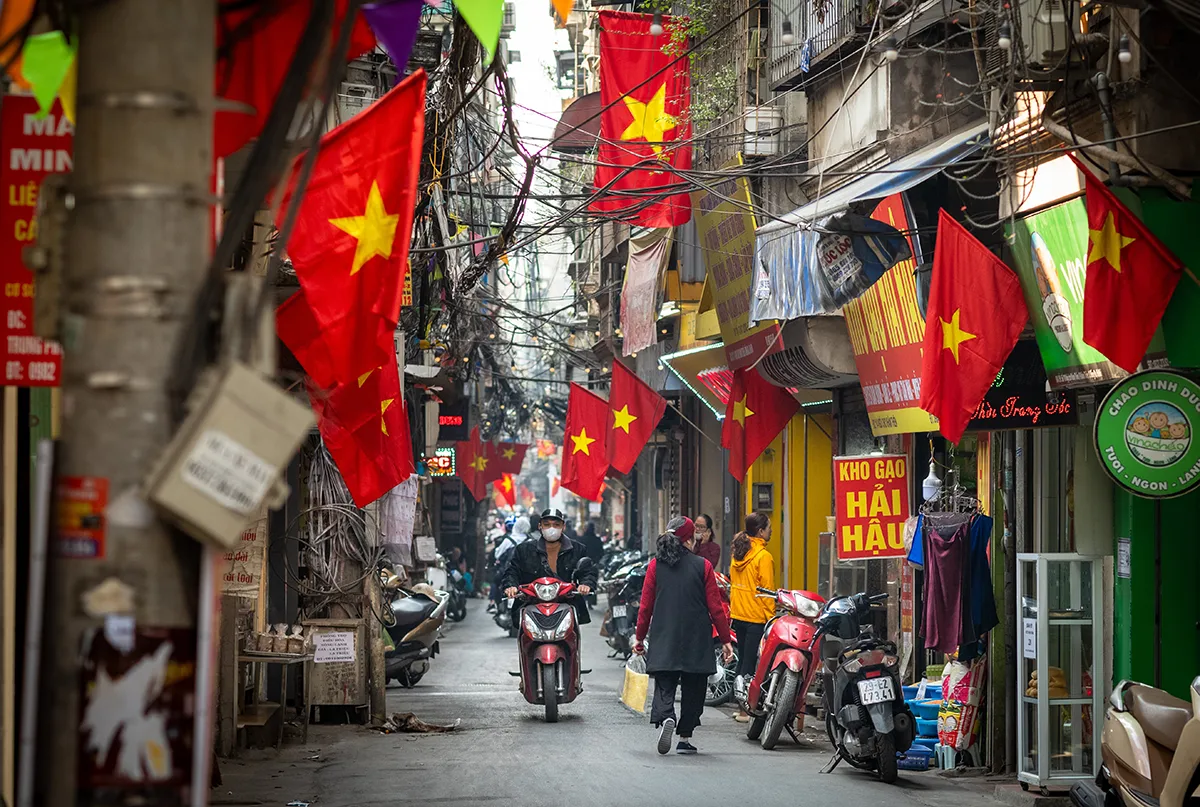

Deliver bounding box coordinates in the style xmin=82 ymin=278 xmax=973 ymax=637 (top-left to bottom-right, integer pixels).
xmin=561 ymin=383 xmax=610 ymax=502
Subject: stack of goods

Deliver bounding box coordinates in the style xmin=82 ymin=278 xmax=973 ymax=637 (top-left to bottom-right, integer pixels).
xmin=1026 ymin=667 xmax=1070 ymax=699
xmin=937 ymin=657 xmax=989 ymax=768
xmin=900 ymin=680 xmax=943 ymax=769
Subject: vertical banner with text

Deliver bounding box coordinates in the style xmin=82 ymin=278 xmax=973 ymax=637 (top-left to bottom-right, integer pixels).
xmin=0 ymin=95 xmax=72 ymax=386
xmin=834 ymin=454 xmax=910 ymax=560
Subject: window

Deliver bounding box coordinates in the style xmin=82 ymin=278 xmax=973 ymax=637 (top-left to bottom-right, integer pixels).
xmin=1034 ymin=428 xmax=1076 ymax=553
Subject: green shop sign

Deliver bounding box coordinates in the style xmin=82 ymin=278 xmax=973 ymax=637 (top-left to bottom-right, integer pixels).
xmin=1095 ymin=370 xmax=1200 ymax=498
xmin=1008 ymin=198 xmax=1166 ymax=389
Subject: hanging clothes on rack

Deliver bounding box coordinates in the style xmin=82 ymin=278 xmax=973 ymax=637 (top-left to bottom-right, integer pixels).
xmin=961 ymin=514 xmax=998 ymax=662
xmin=921 ymin=513 xmax=973 ymax=655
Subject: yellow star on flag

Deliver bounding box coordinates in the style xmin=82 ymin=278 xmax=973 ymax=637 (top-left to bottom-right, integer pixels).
xmin=329 ymin=181 xmax=400 ymax=275
xmin=1088 ymin=211 xmax=1136 ymax=273
xmin=732 ymin=395 xmax=754 ymax=426
xmin=470 ymin=454 xmax=489 ymax=472
xmin=380 ymin=398 xmax=395 ymax=435
xmin=620 ymin=84 xmax=678 ymax=156
xmin=501 ymin=476 xmax=513 ymax=492
xmin=502 ymin=446 xmax=517 ymax=460
xmin=570 ymin=427 xmax=596 ymax=455
xmin=939 ymin=308 xmax=977 ymax=364
xmin=612 ymin=405 xmax=638 ymax=433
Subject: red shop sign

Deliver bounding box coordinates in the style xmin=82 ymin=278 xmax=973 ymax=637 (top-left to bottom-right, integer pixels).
xmin=0 ymin=95 xmax=72 ymax=386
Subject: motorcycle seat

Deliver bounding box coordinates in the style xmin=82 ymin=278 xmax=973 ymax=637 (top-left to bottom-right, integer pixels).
xmin=392 ymin=595 xmax=437 ymax=629
xmin=1127 ymin=684 xmax=1192 ymax=751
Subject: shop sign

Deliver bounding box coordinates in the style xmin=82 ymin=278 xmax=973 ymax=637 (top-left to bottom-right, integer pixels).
xmin=437 ymin=398 xmax=468 ymax=441
xmin=833 ymin=454 xmax=910 ymax=560
xmin=1008 ymin=197 xmax=1166 ymax=389
xmin=967 ymin=340 xmax=1077 ymax=432
xmin=0 ymin=95 xmax=71 ymax=386
xmin=1094 ymin=370 xmax=1200 ymax=498
xmin=56 ymin=475 xmax=109 ymax=559
xmin=842 ymin=195 xmax=938 ymax=436
xmin=692 ymin=154 xmax=782 ymax=370
xmin=424 ymin=446 xmax=455 ymax=477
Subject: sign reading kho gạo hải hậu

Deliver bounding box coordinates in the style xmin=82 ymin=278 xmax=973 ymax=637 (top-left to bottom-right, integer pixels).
xmin=1094 ymin=370 xmax=1200 ymax=498
xmin=833 ymin=455 xmax=910 ymax=561
xmin=842 ymin=195 xmax=938 ymax=436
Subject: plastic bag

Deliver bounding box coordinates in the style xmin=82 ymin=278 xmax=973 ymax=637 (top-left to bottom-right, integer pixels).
xmin=621 ymin=654 xmax=649 ymax=714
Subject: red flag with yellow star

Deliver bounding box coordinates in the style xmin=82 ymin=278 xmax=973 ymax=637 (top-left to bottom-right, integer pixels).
xmin=608 ymin=360 xmax=666 ymax=475
xmin=590 ymin=10 xmax=692 ymax=227
xmin=920 ymin=209 xmax=1028 ymax=443
xmin=456 ymin=427 xmax=492 ymax=502
xmin=1067 ymin=154 xmax=1183 ymax=372
xmin=491 ymin=442 xmax=528 ymax=475
xmin=276 ymin=69 xmax=425 ymax=387
xmin=562 ymin=383 xmax=610 ymax=502
xmin=496 ymin=473 xmax=517 ymax=507
xmin=721 ymin=368 xmax=798 ymax=483
xmin=309 ymin=359 xmax=413 ymax=507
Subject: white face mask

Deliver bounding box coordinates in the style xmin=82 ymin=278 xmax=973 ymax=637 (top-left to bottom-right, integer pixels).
xmin=542 ymin=527 xmax=563 ymax=542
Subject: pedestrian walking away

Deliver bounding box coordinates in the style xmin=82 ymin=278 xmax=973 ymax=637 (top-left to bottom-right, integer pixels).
xmin=691 ymin=513 xmax=721 ymax=569
xmin=634 ymin=516 xmax=733 ymax=756
xmin=728 ymin=512 xmax=775 ymax=723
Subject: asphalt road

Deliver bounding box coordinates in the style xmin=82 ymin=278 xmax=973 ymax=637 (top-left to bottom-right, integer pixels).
xmin=218 ymin=599 xmax=1011 ymax=807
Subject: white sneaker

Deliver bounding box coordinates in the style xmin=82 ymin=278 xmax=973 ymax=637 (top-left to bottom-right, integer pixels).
xmin=657 ymin=718 xmax=676 ymax=755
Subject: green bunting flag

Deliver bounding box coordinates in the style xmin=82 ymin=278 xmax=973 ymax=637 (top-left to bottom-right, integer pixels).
xmin=20 ymin=31 xmax=77 ymax=122
xmin=453 ymin=0 xmax=504 ymax=64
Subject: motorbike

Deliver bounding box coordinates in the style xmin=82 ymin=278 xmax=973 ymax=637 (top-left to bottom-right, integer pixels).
xmin=602 ymin=559 xmax=646 ymax=658
xmin=704 ymin=572 xmax=738 ymax=707
xmin=382 ymin=577 xmax=449 ymax=688
xmin=493 ymin=594 xmax=519 ymax=638
xmin=742 ymin=586 xmax=826 ymax=749
xmin=1070 ymin=677 xmax=1200 ymax=807
xmin=818 ymin=592 xmax=915 ymax=784
xmin=509 ymin=574 xmax=592 ymax=722
xmin=445 ymin=563 xmax=469 ymax=622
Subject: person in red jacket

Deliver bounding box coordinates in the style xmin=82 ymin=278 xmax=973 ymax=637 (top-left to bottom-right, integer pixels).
xmin=691 ymin=513 xmax=722 ymax=569
xmin=634 ymin=516 xmax=734 ymax=756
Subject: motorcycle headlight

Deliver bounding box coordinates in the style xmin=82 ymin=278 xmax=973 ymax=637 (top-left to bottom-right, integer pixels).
xmin=522 ymin=609 xmax=574 ymax=641
xmin=796 ymin=596 xmax=822 ymax=619
xmin=534 ymin=582 xmax=561 ymax=601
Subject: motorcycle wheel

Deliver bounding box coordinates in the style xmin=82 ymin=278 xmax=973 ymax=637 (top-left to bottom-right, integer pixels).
xmin=397 ymin=667 xmax=425 ymax=688
xmin=746 ymin=712 xmax=767 ymax=741
xmin=542 ymin=664 xmax=558 ymax=723
xmin=878 ymin=732 xmax=898 ymax=784
xmin=705 ymin=646 xmax=736 ymax=707
xmin=761 ymin=670 xmax=799 ymax=750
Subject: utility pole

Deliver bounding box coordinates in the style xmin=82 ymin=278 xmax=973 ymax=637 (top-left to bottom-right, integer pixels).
xmin=38 ymin=0 xmax=213 ymax=803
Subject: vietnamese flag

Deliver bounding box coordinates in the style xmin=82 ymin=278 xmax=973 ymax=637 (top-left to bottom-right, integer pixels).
xmin=274 ymin=69 xmax=425 ymax=387
xmin=309 ymin=360 xmax=413 ymax=507
xmin=277 ymin=289 xmax=397 ymax=389
xmin=561 ymin=383 xmax=611 ymax=502
xmin=496 ymin=473 xmax=517 ymax=507
xmin=590 ymin=10 xmax=692 ymax=227
xmin=456 ymin=426 xmax=492 ymax=502
xmin=492 ymin=442 xmax=528 ymax=475
xmin=722 ymin=368 xmax=798 ymax=483
xmin=1067 ymin=155 xmax=1184 ymax=372
xmin=216 ymin=0 xmax=376 ymax=158
xmin=920 ymin=210 xmax=1028 ymax=443
xmin=608 ymin=360 xmax=666 ymax=474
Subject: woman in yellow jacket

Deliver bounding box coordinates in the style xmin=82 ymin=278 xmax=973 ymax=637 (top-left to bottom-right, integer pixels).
xmin=729 ymin=512 xmax=775 ymax=722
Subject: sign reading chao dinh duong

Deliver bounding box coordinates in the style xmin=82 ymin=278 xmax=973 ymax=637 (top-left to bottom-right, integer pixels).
xmin=834 ymin=455 xmax=910 ymax=560
xmin=1095 ymin=370 xmax=1200 ymax=498
xmin=843 ymin=194 xmax=938 ymax=436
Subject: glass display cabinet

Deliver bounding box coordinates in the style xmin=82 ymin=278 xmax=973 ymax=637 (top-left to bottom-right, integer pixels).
xmin=1016 ymin=554 xmax=1104 ymax=794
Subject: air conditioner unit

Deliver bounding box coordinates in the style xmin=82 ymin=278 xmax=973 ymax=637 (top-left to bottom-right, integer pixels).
xmin=743 ymin=104 xmax=783 ymax=158
xmin=985 ymin=0 xmax=1070 ymax=77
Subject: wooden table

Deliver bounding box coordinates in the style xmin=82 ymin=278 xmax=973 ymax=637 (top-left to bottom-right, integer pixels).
xmin=236 ymin=652 xmax=313 ymax=749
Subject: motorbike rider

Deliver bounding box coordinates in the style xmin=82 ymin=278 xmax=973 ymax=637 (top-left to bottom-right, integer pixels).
xmin=502 ymin=508 xmax=597 ymax=623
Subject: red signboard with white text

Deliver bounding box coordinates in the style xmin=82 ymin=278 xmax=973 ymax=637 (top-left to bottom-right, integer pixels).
xmin=0 ymin=95 xmax=72 ymax=386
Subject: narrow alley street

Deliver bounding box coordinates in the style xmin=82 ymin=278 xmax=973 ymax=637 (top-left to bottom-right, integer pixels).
xmin=218 ymin=602 xmax=1015 ymax=807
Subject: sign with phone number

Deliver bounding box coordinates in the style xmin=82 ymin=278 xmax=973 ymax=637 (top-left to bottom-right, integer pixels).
xmin=0 ymin=95 xmax=72 ymax=386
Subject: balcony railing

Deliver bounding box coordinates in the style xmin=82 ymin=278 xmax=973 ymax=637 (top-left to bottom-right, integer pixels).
xmin=770 ymin=0 xmax=869 ymax=89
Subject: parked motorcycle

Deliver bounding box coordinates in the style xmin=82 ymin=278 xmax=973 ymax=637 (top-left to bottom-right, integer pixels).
xmin=818 ymin=592 xmax=915 ymax=784
xmin=493 ymin=594 xmax=519 ymax=638
xmin=443 ymin=559 xmax=469 ymax=623
xmin=742 ymin=586 xmax=826 ymax=749
xmin=1070 ymin=677 xmax=1200 ymax=807
xmin=602 ymin=559 xmax=646 ymax=658
xmin=383 ymin=580 xmax=448 ymax=688
xmin=509 ymin=573 xmax=593 ymax=722
xmin=706 ymin=572 xmax=738 ymax=707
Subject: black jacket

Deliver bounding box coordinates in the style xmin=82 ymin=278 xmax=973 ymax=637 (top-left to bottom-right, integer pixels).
xmin=499 ymin=535 xmax=598 ymax=623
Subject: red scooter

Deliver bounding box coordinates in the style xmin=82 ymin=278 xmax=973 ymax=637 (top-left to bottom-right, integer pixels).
xmin=511 ymin=576 xmax=587 ymax=723
xmin=744 ymin=586 xmax=826 ymax=749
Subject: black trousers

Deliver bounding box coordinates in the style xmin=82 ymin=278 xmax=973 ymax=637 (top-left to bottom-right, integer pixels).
xmin=732 ymin=619 xmax=766 ymax=679
xmin=650 ymin=671 xmax=708 ymax=736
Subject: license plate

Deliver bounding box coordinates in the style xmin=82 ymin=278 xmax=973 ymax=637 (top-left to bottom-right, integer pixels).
xmin=612 ymin=605 xmax=627 ymax=618
xmin=857 ymin=677 xmax=895 ymax=705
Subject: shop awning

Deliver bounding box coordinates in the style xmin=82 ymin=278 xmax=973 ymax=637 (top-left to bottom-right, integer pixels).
xmin=551 ymin=92 xmax=601 ymax=153
xmin=660 ymin=343 xmax=732 ymax=419
xmin=753 ymin=122 xmax=990 ymax=321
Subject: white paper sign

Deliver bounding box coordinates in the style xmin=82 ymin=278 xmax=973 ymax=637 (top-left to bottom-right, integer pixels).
xmin=1117 ymin=537 xmax=1132 ymax=579
xmin=1022 ymin=617 xmax=1037 ymax=660
xmin=181 ymin=429 xmax=275 ymax=515
xmin=313 ymin=631 xmax=356 ymax=664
